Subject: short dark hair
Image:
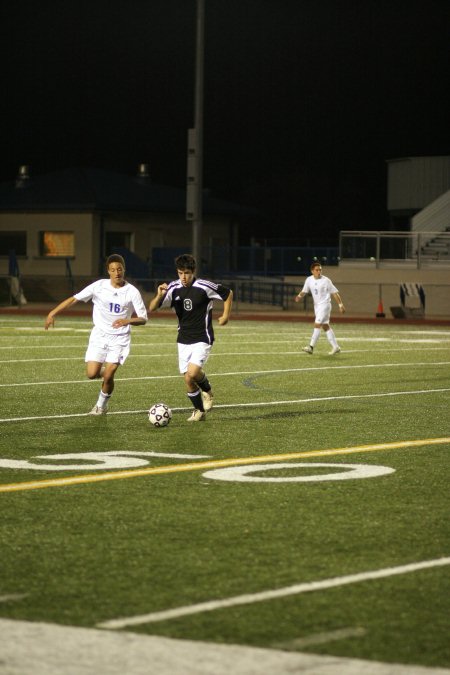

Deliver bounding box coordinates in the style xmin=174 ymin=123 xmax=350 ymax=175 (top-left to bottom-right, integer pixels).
xmin=175 ymin=254 xmax=196 ymax=271
xmin=106 ymin=254 xmax=125 ymax=269
xmin=310 ymin=262 xmax=322 ymax=271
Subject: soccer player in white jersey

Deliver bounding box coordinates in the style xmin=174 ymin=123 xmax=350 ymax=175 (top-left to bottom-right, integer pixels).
xmin=149 ymin=254 xmax=233 ymax=422
xmin=294 ymin=262 xmax=345 ymax=355
xmin=45 ymin=254 xmax=147 ymax=414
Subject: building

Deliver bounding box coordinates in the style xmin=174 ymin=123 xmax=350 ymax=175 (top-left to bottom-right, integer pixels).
xmin=386 ymin=155 xmax=450 ymax=230
xmin=0 ymin=165 xmax=259 ymax=281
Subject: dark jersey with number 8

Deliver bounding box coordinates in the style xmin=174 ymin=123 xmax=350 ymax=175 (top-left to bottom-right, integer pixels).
xmin=159 ymin=278 xmax=231 ymax=344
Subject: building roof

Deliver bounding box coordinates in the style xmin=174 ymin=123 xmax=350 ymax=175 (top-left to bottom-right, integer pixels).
xmin=0 ymin=166 xmax=258 ymax=218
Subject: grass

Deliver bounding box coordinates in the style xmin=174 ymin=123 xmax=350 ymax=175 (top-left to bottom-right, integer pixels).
xmin=0 ymin=314 xmax=449 ymax=668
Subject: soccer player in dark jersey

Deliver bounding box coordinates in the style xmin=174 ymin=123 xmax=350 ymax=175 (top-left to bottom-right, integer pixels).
xmin=149 ymin=254 xmax=233 ymax=421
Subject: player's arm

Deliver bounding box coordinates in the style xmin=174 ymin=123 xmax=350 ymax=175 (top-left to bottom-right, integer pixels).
xmin=295 ymin=290 xmax=306 ymax=303
xmin=112 ymin=315 xmax=147 ymax=328
xmin=130 ymin=316 xmax=147 ymax=325
xmin=332 ymin=292 xmax=345 ymax=313
xmin=45 ymin=296 xmax=79 ymax=329
xmin=113 ymin=292 xmax=148 ymax=328
xmin=295 ymin=282 xmax=308 ymax=303
xmin=218 ymin=289 xmax=233 ymax=325
xmin=148 ymin=283 xmax=168 ymax=313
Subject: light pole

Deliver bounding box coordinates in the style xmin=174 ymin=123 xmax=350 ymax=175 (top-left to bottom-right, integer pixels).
xmin=186 ymin=0 xmax=205 ymax=275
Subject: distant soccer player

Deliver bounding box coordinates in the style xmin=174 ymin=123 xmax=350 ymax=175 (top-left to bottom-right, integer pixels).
xmin=44 ymin=254 xmax=147 ymax=414
xmin=295 ymin=262 xmax=345 ymax=355
xmin=149 ymin=254 xmax=233 ymax=421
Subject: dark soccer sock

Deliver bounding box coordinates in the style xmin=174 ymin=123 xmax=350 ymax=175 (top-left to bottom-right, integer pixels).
xmin=197 ymin=374 xmax=211 ymax=392
xmin=187 ymin=389 xmax=205 ymax=411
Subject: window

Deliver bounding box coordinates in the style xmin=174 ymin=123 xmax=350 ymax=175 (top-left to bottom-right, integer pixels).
xmin=0 ymin=231 xmax=27 ymax=256
xmin=39 ymin=231 xmax=75 ymax=257
xmin=104 ymin=232 xmax=133 ymax=254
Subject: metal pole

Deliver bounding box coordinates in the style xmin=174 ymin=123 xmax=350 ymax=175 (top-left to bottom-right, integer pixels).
xmin=375 ymin=232 xmax=380 ymax=269
xmin=186 ymin=0 xmax=205 ymax=275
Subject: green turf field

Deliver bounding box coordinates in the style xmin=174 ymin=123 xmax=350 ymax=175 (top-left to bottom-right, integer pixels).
xmin=0 ymin=314 xmax=449 ymax=669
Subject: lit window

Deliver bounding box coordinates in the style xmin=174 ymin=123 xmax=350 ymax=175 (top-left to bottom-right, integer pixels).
xmin=40 ymin=232 xmax=75 ymax=257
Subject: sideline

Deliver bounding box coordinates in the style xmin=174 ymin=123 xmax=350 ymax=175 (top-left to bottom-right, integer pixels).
xmin=0 ymin=436 xmax=449 ymax=493
xmin=2 ymin=618 xmax=449 ymax=675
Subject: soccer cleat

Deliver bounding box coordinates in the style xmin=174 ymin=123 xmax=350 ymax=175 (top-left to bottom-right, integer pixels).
xmin=328 ymin=346 xmax=341 ymax=355
xmin=187 ymin=410 xmax=206 ymax=422
xmin=89 ymin=405 xmax=108 ymax=415
xmin=302 ymin=346 xmax=313 ymax=354
xmin=201 ymin=390 xmax=214 ymax=411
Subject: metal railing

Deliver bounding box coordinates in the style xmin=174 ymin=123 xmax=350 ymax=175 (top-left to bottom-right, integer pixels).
xmin=8 ymin=275 xmax=302 ymax=311
xmin=151 ymin=245 xmax=339 ymax=278
xmin=339 ymin=231 xmax=450 ymax=268
xmin=4 ymin=275 xmax=450 ymax=317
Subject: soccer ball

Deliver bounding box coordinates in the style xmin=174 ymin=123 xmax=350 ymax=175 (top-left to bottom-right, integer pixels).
xmin=148 ymin=402 xmax=172 ymax=427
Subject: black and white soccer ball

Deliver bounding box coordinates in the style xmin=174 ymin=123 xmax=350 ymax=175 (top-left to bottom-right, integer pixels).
xmin=148 ymin=402 xmax=172 ymax=427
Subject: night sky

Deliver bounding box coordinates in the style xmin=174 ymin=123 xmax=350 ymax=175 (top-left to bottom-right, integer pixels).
xmin=2 ymin=0 xmax=449 ymax=244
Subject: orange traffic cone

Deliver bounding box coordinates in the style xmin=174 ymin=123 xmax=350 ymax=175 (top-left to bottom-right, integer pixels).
xmin=376 ymin=300 xmax=386 ymax=318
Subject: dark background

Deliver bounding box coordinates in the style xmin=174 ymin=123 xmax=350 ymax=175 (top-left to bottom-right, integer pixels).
xmin=2 ymin=0 xmax=449 ymax=244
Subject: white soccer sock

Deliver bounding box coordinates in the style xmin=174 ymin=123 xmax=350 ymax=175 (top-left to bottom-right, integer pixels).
xmin=310 ymin=328 xmax=321 ymax=347
xmin=326 ymin=329 xmax=339 ymax=348
xmin=96 ymin=390 xmax=111 ymax=409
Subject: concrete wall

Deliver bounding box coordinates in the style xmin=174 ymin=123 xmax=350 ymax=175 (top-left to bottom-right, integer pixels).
xmin=0 ymin=212 xmax=94 ymax=276
xmin=286 ymin=264 xmax=450 ymax=318
xmin=0 ymin=211 xmax=235 ymax=277
xmin=387 ymin=156 xmax=450 ymax=211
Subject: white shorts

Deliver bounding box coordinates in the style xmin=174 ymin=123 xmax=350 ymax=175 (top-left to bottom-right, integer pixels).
xmin=178 ymin=342 xmax=212 ymax=373
xmin=85 ymin=326 xmax=131 ymax=365
xmin=314 ymin=301 xmax=332 ymax=325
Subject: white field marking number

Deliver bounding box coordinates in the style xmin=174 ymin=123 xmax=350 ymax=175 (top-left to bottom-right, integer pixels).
xmin=203 ymin=462 xmax=395 ymax=482
xmin=0 ymin=451 xmax=395 ymax=482
xmin=0 ymin=450 xmax=210 ymax=472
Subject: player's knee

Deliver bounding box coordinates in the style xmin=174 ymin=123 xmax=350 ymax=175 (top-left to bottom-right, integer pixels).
xmin=184 ymin=372 xmax=197 ymax=388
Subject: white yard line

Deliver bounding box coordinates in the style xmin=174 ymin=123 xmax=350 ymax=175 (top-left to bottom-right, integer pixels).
xmin=1 ymin=387 xmax=450 ymax=423
xmin=0 ymin=341 xmax=173 ymax=349
xmin=272 ymin=626 xmax=367 ymax=649
xmin=0 ymin=357 xmax=83 ymax=363
xmin=97 ymin=557 xmax=450 ymax=629
xmin=0 ymin=593 xmax=28 ymax=602
xmin=1 ymin=360 xmax=450 ymax=388
xmin=1 ymin=348 xmax=449 ymax=363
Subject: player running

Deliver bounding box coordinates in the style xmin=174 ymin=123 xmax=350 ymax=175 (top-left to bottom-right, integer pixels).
xmin=45 ymin=254 xmax=147 ymax=414
xmin=149 ymin=254 xmax=233 ymax=421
